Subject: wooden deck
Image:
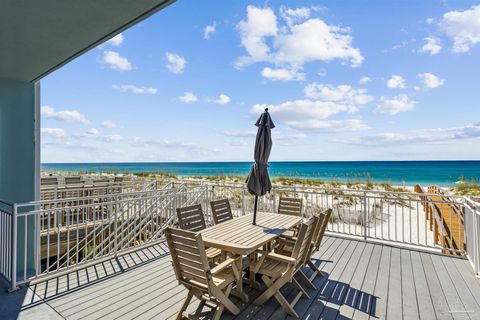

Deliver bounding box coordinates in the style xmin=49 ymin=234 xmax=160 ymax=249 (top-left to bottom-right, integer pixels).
xmin=6 ymin=235 xmax=480 ymax=320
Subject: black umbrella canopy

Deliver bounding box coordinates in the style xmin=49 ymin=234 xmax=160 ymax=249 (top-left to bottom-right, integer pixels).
xmin=246 ymin=108 xmax=275 ymax=224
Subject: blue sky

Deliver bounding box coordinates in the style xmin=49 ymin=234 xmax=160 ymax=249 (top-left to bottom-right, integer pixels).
xmin=41 ymin=0 xmax=480 ymax=163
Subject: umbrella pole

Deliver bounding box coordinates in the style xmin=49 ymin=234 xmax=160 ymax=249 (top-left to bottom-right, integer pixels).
xmin=253 ymin=196 xmax=258 ymax=225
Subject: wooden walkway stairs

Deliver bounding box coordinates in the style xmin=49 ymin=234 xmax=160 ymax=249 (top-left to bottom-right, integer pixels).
xmin=415 ymin=184 xmax=465 ymax=255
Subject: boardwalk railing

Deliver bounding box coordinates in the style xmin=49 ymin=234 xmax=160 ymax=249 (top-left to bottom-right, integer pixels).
xmin=2 ymin=181 xmax=479 ymax=290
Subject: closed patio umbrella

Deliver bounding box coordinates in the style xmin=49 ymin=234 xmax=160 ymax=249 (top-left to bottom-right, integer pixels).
xmin=246 ymin=108 xmax=275 ymax=225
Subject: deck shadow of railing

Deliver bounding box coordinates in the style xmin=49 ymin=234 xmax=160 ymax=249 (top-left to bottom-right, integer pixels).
xmin=25 ymin=242 xmax=169 ymax=306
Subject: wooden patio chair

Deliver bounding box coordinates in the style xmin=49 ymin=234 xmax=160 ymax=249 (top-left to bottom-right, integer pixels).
xmin=165 ymin=227 xmax=241 ymax=320
xmin=41 ymin=177 xmax=58 ymax=186
xmin=176 ymin=204 xmax=222 ymax=261
xmin=210 ymin=199 xmax=233 ymax=224
xmin=276 ymin=209 xmax=333 ymax=285
xmin=250 ymin=216 xmax=318 ymax=318
xmin=278 ymin=196 xmax=303 ymax=216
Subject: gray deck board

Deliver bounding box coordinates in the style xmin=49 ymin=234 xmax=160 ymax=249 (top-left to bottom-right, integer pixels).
xmin=401 ymin=249 xmax=420 ymax=319
xmin=387 ymin=247 xmax=402 ymax=320
xmin=370 ymin=245 xmax=391 ymax=320
xmin=421 ymin=252 xmax=454 ymax=320
xmin=7 ymin=236 xmax=479 ymax=320
xmin=410 ymin=250 xmax=437 ymax=320
xmin=336 ymin=242 xmax=375 ymax=319
xmin=430 ymin=254 xmax=470 ymax=320
xmin=353 ymin=244 xmax=382 ymax=320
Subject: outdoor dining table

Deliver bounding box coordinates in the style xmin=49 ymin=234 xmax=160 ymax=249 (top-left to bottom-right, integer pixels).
xmin=200 ymin=212 xmax=303 ymax=301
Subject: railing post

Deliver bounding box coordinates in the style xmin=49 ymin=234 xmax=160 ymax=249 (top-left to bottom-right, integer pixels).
xmin=242 ymin=188 xmax=245 ymax=216
xmin=9 ymin=204 xmax=18 ymax=292
xmin=114 ymin=195 xmax=118 ymax=257
xmin=363 ymin=191 xmax=368 ymax=241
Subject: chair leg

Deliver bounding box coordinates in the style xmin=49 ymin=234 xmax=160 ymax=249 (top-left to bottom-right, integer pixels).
xmin=254 ymin=275 xmax=289 ymax=305
xmin=211 ymin=283 xmax=240 ymax=316
xmin=176 ymin=289 xmax=194 ymax=320
xmin=307 ymin=259 xmax=324 ymax=282
xmin=212 ymin=284 xmax=232 ymax=320
xmin=262 ymin=276 xmax=299 ymax=318
xmin=297 ymin=269 xmax=316 ymax=289
xmin=292 ymin=277 xmax=310 ymax=299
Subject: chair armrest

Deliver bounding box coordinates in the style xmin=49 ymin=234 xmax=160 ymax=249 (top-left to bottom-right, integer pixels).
xmin=265 ymin=252 xmax=296 ymax=264
xmin=277 ymin=236 xmax=296 ymax=245
xmin=211 ymin=255 xmax=241 ymax=275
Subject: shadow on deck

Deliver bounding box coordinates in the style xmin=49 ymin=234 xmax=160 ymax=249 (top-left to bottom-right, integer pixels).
xmin=2 ymin=235 xmax=480 ymax=320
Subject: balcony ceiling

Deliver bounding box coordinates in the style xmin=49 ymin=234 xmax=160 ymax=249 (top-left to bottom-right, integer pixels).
xmin=0 ymin=0 xmax=175 ymax=82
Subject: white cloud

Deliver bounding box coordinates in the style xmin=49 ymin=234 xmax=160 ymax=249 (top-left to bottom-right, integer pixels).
xmin=102 ymin=120 xmax=118 ymax=129
xmin=235 ymin=5 xmax=363 ymax=69
xmin=165 ymin=52 xmax=187 ymax=74
xmin=41 ymin=128 xmax=66 ymax=139
xmin=439 ymin=5 xmax=480 ymax=53
xmin=338 ymin=122 xmax=480 ymax=146
xmin=418 ymin=73 xmax=445 ymax=89
xmin=280 ymin=6 xmax=311 ymax=27
xmin=112 ymin=84 xmax=158 ymax=94
xmin=261 ymin=67 xmax=305 ymax=81
xmin=223 ymin=131 xmax=257 ymax=138
xmin=386 ymin=75 xmax=407 ymax=89
xmin=419 ymin=37 xmax=442 ymax=55
xmin=179 ymin=92 xmax=198 ymax=103
xmin=236 ymin=6 xmax=278 ymax=65
xmin=426 ymin=18 xmax=434 ymax=24
xmin=41 ymin=106 xmax=89 ymax=124
xmin=251 ymin=100 xmax=367 ymax=132
xmin=374 ymin=94 xmax=416 ymax=115
xmin=203 ymin=21 xmax=216 ymax=40
xmin=304 ymin=83 xmax=373 ymax=106
xmin=107 ymin=33 xmax=124 ymax=46
xmin=284 ymin=119 xmax=369 ymax=132
xmin=212 ymin=94 xmax=231 ymax=105
xmin=359 ymin=76 xmax=371 ymax=84
xmin=228 ymin=140 xmax=248 ymax=146
xmin=101 ymin=51 xmax=132 ymax=71
xmin=86 ymin=128 xmax=99 ymax=136
xmin=105 ymin=134 xmax=124 ymax=142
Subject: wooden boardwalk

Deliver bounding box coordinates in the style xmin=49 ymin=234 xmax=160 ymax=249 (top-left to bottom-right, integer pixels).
xmin=10 ymin=235 xmax=480 ymax=320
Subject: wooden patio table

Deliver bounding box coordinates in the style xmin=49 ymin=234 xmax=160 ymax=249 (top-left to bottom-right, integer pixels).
xmin=200 ymin=213 xmax=302 ymax=302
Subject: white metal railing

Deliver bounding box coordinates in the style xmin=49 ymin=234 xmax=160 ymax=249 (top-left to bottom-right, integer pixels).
xmin=464 ymin=197 xmax=480 ymax=277
xmin=205 ymin=182 xmax=466 ymax=252
xmin=40 ymin=179 xmax=158 ymax=201
xmin=3 ymin=180 xmax=480 ymax=290
xmin=8 ymin=185 xmax=210 ymax=290
xmin=0 ymin=199 xmax=13 ymax=284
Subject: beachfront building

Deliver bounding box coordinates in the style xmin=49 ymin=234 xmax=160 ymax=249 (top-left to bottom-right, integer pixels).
xmin=0 ymin=0 xmax=175 ymax=284
xmin=1 ymin=1 xmax=480 ymax=320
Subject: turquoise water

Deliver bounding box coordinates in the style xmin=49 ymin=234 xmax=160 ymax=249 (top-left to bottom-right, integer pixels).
xmin=41 ymin=161 xmax=480 ymax=187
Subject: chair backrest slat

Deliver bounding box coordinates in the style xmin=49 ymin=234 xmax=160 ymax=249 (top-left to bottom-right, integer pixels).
xmin=278 ymin=197 xmax=303 ymax=217
xmin=65 ymin=176 xmax=83 ymax=185
xmin=41 ymin=177 xmax=58 ymax=186
xmin=176 ymin=204 xmax=207 ymax=232
xmin=291 ymin=217 xmax=317 ymax=269
xmin=165 ymin=227 xmax=210 ymax=287
xmin=314 ymin=209 xmax=333 ymax=249
xmin=210 ymin=199 xmax=233 ymax=224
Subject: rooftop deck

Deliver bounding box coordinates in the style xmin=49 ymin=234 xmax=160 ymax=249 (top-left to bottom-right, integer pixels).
xmin=2 ymin=234 xmax=480 ymax=320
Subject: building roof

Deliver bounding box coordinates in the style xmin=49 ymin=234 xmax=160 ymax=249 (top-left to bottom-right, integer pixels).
xmin=0 ymin=0 xmax=175 ymax=82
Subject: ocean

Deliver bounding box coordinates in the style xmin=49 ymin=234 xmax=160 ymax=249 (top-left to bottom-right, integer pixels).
xmin=41 ymin=161 xmax=480 ymax=187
